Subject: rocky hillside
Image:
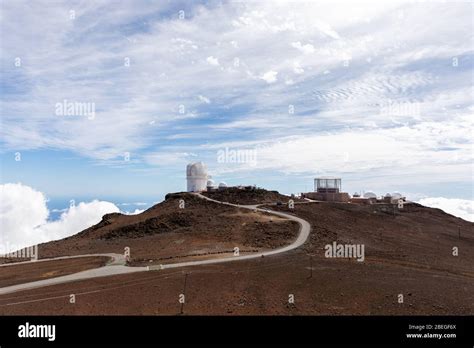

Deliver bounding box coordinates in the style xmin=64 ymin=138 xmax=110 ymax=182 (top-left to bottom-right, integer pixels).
xmin=38 ymin=193 xmax=299 ymax=264
xmin=202 ymin=187 xmax=301 ymax=205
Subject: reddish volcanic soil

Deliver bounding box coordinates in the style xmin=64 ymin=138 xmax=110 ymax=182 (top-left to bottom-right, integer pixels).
xmin=268 ymin=201 xmax=474 ymax=278
xmin=0 ymin=257 xmax=109 ymax=287
xmin=202 ymin=187 xmax=302 ymax=205
xmin=37 ymin=193 xmax=299 ymax=266
xmin=0 ymin=251 xmax=472 ymax=315
xmin=0 ymin=190 xmax=472 ymax=315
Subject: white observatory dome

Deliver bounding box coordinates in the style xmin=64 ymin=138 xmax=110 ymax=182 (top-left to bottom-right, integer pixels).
xmin=186 ymin=162 xmax=208 ymax=192
xmin=391 ymin=192 xmax=402 ymax=199
xmin=218 ymin=182 xmax=228 ymax=189
xmin=384 ymin=193 xmax=392 ymax=198
xmin=187 ymin=162 xmax=207 ymax=177
xmin=391 ymin=192 xmax=403 ymax=203
xmin=363 ymin=192 xmax=377 ymax=198
xmin=207 ymin=179 xmax=215 ymax=187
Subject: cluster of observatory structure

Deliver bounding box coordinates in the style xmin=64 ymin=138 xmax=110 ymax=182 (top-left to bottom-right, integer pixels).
xmin=301 ymin=177 xmax=405 ymax=204
xmin=186 ymin=162 xmax=230 ymax=192
xmin=186 ymin=162 xmax=405 ymax=205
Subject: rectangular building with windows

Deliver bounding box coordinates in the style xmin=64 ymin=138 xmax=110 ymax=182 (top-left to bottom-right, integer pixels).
xmin=302 ymin=177 xmax=349 ymax=202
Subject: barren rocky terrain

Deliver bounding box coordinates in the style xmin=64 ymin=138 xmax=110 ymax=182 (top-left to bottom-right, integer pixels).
xmin=0 ymin=257 xmax=109 ymax=288
xmin=0 ymin=189 xmax=472 ymax=315
xmin=37 ymin=192 xmax=299 ymax=265
xmin=268 ymin=201 xmax=474 ymax=278
xmin=202 ymin=187 xmax=301 ymax=205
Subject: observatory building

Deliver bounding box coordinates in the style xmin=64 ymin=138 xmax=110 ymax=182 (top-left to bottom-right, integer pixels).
xmin=315 ymin=177 xmax=342 ymax=194
xmin=186 ymin=162 xmax=208 ymax=192
xmin=363 ymin=192 xmax=377 ymax=199
xmin=302 ymin=177 xmax=350 ymax=202
xmin=206 ymin=179 xmax=216 ymax=191
xmin=350 ymin=191 xmax=378 ymax=204
xmin=301 ymin=176 xmax=407 ymax=205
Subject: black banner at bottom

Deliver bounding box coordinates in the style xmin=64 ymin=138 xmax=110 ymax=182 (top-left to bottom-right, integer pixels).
xmin=0 ymin=315 xmax=472 ymax=346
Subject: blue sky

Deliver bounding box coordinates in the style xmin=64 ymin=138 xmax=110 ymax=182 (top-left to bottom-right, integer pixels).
xmin=1 ymin=0 xmax=473 ymax=208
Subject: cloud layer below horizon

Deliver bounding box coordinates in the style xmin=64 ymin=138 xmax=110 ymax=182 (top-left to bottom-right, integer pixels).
xmin=418 ymin=197 xmax=474 ymax=223
xmin=0 ymin=183 xmax=143 ymax=253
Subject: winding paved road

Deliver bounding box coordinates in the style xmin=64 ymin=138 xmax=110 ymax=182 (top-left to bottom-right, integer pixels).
xmin=0 ymin=194 xmax=311 ymax=295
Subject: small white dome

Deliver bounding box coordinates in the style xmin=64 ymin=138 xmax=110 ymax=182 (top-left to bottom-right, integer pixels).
xmin=384 ymin=193 xmax=392 ymax=198
xmin=218 ymin=182 xmax=228 ymax=188
xmin=363 ymin=192 xmax=377 ymax=198
xmin=391 ymin=192 xmax=402 ymax=199
xmin=207 ymin=179 xmax=215 ymax=187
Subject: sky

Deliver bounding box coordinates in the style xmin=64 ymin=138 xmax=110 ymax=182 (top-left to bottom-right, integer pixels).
xmin=0 ymin=0 xmax=473 ymax=251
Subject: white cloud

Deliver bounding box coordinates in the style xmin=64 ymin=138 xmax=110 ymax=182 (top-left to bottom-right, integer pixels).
xmin=205 ymin=118 xmax=473 ymax=191
xmin=291 ymin=41 xmax=315 ymax=54
xmin=0 ymin=183 xmax=49 ymax=252
xmin=206 ymin=56 xmax=219 ymax=66
xmin=119 ymin=202 xmax=147 ymax=206
xmin=0 ymin=183 xmax=119 ymax=253
xmin=418 ymin=197 xmax=474 ymax=222
xmin=313 ymin=20 xmax=340 ymax=39
xmin=260 ymin=70 xmax=278 ymax=83
xmin=293 ymin=61 xmax=304 ymax=74
xmin=123 ymin=208 xmax=146 ymax=215
xmin=143 ymin=151 xmax=195 ymax=167
xmin=198 ymin=95 xmax=211 ymax=104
